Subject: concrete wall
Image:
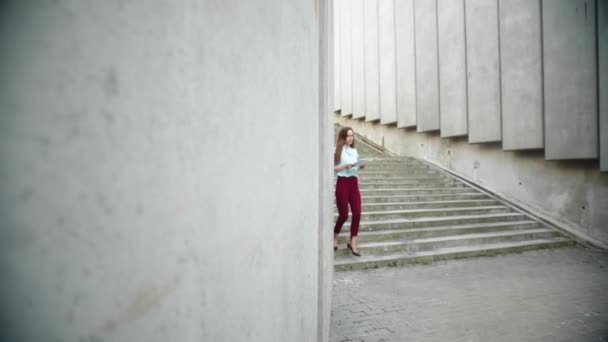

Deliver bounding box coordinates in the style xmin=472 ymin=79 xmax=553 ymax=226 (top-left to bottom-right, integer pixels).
xmin=543 ymin=0 xmax=598 ymax=160
xmin=465 ymin=0 xmax=501 ymax=143
xmin=414 ymin=0 xmax=440 ymax=133
xmin=333 ymin=0 xmax=603 ymax=166
xmin=499 ymin=0 xmax=543 ymax=151
xmin=341 ymin=0 xmax=353 ymax=116
xmin=378 ymin=0 xmax=398 ymax=124
xmin=395 ymin=0 xmax=417 ymax=128
xmin=437 ymin=0 xmax=467 ymax=138
xmin=0 ymin=1 xmax=331 ymax=342
xmin=600 ymin=0 xmax=608 ymax=171
xmin=336 ymin=114 xmax=608 ymax=247
xmin=351 ymin=0 xmax=366 ymax=119
xmin=364 ymin=0 xmax=381 ymax=122
xmin=334 ymin=0 xmax=342 ymax=111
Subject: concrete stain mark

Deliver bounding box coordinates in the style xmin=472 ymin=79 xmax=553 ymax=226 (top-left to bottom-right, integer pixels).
xmin=103 ymin=69 xmax=119 ymax=98
xmin=103 ymin=111 xmax=114 ymax=126
xmin=18 ymin=187 xmax=35 ymax=203
xmin=100 ymin=278 xmax=180 ymax=333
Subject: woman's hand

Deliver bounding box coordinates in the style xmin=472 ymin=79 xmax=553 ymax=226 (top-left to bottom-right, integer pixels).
xmin=359 ymin=165 xmax=365 ymax=170
xmin=344 ymin=163 xmax=353 ymax=170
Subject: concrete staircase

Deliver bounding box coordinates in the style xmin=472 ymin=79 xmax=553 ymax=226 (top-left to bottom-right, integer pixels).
xmin=333 ymin=137 xmax=575 ymax=272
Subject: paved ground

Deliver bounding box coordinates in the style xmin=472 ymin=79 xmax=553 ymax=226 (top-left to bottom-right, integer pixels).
xmin=330 ymin=246 xmax=608 ymax=342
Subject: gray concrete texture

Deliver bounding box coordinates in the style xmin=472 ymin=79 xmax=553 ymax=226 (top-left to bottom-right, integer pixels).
xmin=341 ymin=0 xmax=354 ymax=116
xmin=499 ymin=0 xmax=543 ymax=151
xmin=378 ymin=0 xmax=398 ymax=125
xmin=414 ymin=0 xmax=440 ymax=133
xmin=352 ymin=0 xmax=366 ymax=119
xmin=543 ymin=0 xmax=598 ymax=160
xmin=465 ymin=0 xmax=501 ymax=143
xmin=601 ymin=0 xmax=608 ymax=171
xmin=437 ymin=0 xmax=468 ymax=138
xmin=395 ymin=0 xmax=417 ymax=128
xmin=0 ymin=1 xmax=331 ymax=341
xmin=335 ymin=0 xmax=605 ymax=162
xmin=331 ymin=247 xmax=608 ymax=341
xmin=364 ymin=0 xmax=381 ymax=122
xmin=336 ymin=114 xmax=608 ymax=249
xmin=334 ymin=0 xmax=342 ymax=111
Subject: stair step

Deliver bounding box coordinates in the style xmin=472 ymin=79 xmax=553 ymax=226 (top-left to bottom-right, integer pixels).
xmin=341 ymin=221 xmax=542 ymax=242
xmin=356 ymin=181 xmax=466 ymax=190
xmin=360 ymin=170 xmax=438 ymax=177
xmin=361 ymin=199 xmax=500 ymax=210
xmin=361 ymin=193 xmax=490 ymax=203
xmin=360 ymin=187 xmax=477 ymax=196
xmin=342 ymin=212 xmax=529 ymax=231
xmin=355 ymin=176 xmax=448 ymax=182
xmin=334 ymin=237 xmax=575 ymax=271
xmin=334 ymin=229 xmax=559 ymax=257
xmin=336 ymin=206 xmax=514 ymax=220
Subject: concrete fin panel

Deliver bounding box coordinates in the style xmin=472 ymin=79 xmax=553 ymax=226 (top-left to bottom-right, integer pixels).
xmin=334 ymin=0 xmax=342 ymax=111
xmin=600 ymin=0 xmax=608 ymax=171
xmin=364 ymin=0 xmax=381 ymax=121
xmin=395 ymin=0 xmax=417 ymax=128
xmin=437 ymin=0 xmax=468 ymax=137
xmin=352 ymin=0 xmax=366 ymax=119
xmin=341 ymin=0 xmax=353 ymax=116
xmin=379 ymin=0 xmax=398 ymax=124
xmin=414 ymin=0 xmax=440 ymax=132
xmin=465 ymin=0 xmax=501 ymax=143
xmin=543 ymin=0 xmax=598 ymax=159
xmin=499 ymin=0 xmax=543 ymax=150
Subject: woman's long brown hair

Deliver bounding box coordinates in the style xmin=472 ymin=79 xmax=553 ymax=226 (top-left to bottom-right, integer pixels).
xmin=334 ymin=127 xmax=355 ymax=165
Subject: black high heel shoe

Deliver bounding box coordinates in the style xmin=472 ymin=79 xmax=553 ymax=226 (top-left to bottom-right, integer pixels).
xmin=334 ymin=245 xmax=338 ymax=252
xmin=347 ymin=243 xmax=361 ymax=257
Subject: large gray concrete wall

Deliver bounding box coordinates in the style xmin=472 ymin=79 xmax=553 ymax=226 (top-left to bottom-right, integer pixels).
xmin=0 ymin=1 xmax=331 ymax=342
xmin=395 ymin=0 xmax=417 ymax=128
xmin=437 ymin=0 xmax=467 ymax=138
xmin=543 ymin=0 xmax=598 ymax=160
xmin=414 ymin=0 xmax=440 ymax=132
xmin=334 ymin=0 xmax=342 ymax=111
xmin=333 ymin=0 xmax=604 ymax=166
xmin=600 ymin=0 xmax=608 ymax=171
xmin=351 ymin=0 xmax=366 ymax=119
xmin=465 ymin=0 xmax=501 ymax=143
xmin=337 ymin=114 xmax=608 ymax=247
xmin=499 ymin=0 xmax=543 ymax=151
xmin=378 ymin=0 xmax=398 ymax=124
xmin=341 ymin=1 xmax=353 ymax=116
xmin=364 ymin=0 xmax=381 ymax=122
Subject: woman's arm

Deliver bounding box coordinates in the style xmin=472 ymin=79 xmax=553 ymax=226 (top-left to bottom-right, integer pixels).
xmin=334 ymin=163 xmax=353 ymax=172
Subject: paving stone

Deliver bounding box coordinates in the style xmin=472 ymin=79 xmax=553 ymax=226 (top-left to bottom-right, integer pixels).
xmin=331 ymin=246 xmax=608 ymax=341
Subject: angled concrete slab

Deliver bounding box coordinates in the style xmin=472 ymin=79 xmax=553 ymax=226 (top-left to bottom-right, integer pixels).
xmin=465 ymin=0 xmax=501 ymax=143
xmin=414 ymin=0 xmax=440 ymax=132
xmin=395 ymin=0 xmax=417 ymax=128
xmin=499 ymin=0 xmax=543 ymax=151
xmin=437 ymin=0 xmax=467 ymax=138
xmin=352 ymin=0 xmax=366 ymax=119
xmin=543 ymin=0 xmax=598 ymax=160
xmin=334 ymin=0 xmax=342 ymax=111
xmin=341 ymin=0 xmax=353 ymax=116
xmin=379 ymin=0 xmax=398 ymax=124
xmin=600 ymin=0 xmax=608 ymax=171
xmin=364 ymin=0 xmax=381 ymax=121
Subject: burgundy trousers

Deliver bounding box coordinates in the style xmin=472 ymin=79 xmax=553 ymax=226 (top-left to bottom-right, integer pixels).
xmin=334 ymin=176 xmax=361 ymax=237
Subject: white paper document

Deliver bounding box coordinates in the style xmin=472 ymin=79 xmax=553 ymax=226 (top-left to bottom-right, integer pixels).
xmin=354 ymin=159 xmax=367 ymax=167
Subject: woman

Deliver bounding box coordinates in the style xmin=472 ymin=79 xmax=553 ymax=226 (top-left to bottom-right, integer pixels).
xmin=333 ymin=127 xmax=364 ymax=257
